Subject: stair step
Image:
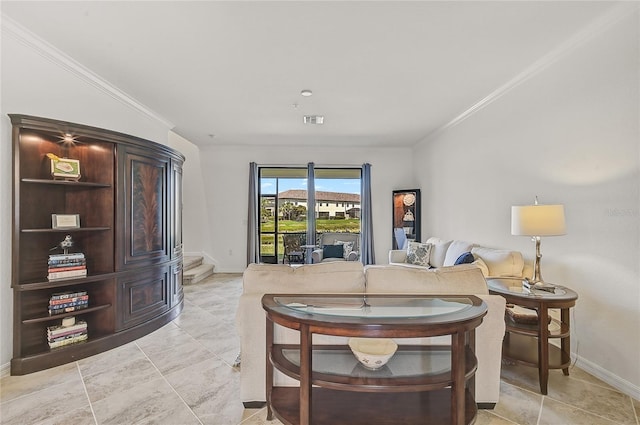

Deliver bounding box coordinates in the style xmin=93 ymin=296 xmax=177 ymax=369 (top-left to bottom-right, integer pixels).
xmin=183 ymin=256 xmax=203 ymax=272
xmin=183 ymin=263 xmax=214 ymax=285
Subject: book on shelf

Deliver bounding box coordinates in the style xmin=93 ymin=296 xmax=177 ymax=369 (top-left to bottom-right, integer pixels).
xmin=49 ymin=299 xmax=88 ymax=309
xmin=50 ymin=290 xmax=87 ymax=301
xmin=47 ymin=319 xmax=88 ymax=349
xmin=49 ymin=295 xmax=89 ymax=306
xmin=47 ymin=252 xmax=87 ymax=280
xmin=47 ymin=265 xmax=87 ymax=273
xmin=48 ymin=291 xmax=89 ymax=315
xmin=48 ymin=333 xmax=88 ymax=349
xmin=49 ymin=330 xmax=87 ymax=343
xmin=48 ymin=303 xmax=89 ymax=316
xmin=48 ymin=327 xmax=87 ymax=340
xmin=47 ymin=320 xmax=87 ymax=337
xmin=48 ymin=253 xmax=85 ymax=264
xmin=47 ymin=269 xmax=87 ymax=280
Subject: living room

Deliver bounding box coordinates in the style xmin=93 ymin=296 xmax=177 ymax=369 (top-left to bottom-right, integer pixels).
xmin=1 ymin=0 xmax=638 ymax=419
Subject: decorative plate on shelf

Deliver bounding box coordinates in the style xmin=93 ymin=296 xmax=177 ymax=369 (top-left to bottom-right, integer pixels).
xmin=403 ymin=193 xmax=415 ymax=206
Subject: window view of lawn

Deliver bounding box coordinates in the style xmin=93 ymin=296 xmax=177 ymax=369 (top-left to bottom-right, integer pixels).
xmin=258 ymin=167 xmax=362 ymax=262
xmin=260 ymin=218 xmax=360 ymax=257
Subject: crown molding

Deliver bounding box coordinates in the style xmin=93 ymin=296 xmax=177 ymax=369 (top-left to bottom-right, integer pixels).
xmin=1 ymin=14 xmax=175 ymax=129
xmin=416 ymin=3 xmax=639 ymax=147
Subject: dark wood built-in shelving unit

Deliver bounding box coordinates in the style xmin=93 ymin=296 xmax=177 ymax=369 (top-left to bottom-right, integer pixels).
xmin=10 ymin=114 xmax=185 ymax=375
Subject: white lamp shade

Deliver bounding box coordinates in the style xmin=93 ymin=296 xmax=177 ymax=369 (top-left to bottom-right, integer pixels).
xmin=511 ymin=204 xmax=566 ymax=236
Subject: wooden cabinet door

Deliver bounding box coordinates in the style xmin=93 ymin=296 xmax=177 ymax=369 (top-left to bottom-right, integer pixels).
xmin=117 ymin=266 xmax=170 ymax=331
xmin=171 ymin=160 xmax=183 ymax=259
xmin=170 ymin=262 xmax=184 ymax=308
xmin=117 ymin=147 xmax=169 ymax=269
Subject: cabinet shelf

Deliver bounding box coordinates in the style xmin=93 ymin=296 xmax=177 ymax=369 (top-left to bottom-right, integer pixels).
xmin=15 ymin=273 xmax=118 ymax=291
xmin=22 ymin=227 xmax=111 ymax=233
xmin=21 ymin=178 xmax=111 ymax=188
xmin=21 ymin=331 xmax=112 ymax=359
xmin=22 ymin=304 xmax=112 ymax=324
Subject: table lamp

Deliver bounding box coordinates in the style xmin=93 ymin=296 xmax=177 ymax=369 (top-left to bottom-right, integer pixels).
xmin=511 ymin=197 xmax=566 ymax=289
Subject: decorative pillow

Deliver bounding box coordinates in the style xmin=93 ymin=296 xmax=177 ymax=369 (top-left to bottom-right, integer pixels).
xmin=471 ymin=246 xmax=524 ymax=277
xmin=406 ymin=242 xmax=432 ymax=267
xmin=454 ymin=252 xmax=475 ymax=265
xmin=336 ymin=240 xmax=355 ymax=260
xmin=428 ymin=239 xmax=452 ymax=268
xmin=443 ymin=240 xmax=475 ymax=266
xmin=323 ymin=244 xmax=344 ymax=259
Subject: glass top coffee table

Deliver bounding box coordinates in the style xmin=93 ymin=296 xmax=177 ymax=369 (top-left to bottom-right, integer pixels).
xmin=262 ymin=294 xmax=487 ymax=425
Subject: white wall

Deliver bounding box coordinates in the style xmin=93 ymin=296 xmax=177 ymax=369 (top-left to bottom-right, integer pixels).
xmin=166 ymin=131 xmax=213 ymax=260
xmin=414 ymin=9 xmax=640 ymax=397
xmin=198 ymin=145 xmax=413 ymax=272
xmin=0 ymin=25 xmax=173 ymax=371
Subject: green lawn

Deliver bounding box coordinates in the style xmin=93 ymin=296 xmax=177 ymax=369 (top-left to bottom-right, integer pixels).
xmin=261 ymin=218 xmax=360 ymax=233
xmin=260 ymin=219 xmax=360 ymax=258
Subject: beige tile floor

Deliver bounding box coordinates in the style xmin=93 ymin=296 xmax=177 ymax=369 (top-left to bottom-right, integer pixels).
xmin=1 ymin=273 xmax=638 ymax=425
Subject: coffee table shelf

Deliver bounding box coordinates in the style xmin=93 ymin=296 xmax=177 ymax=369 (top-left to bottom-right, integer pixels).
xmin=271 ymin=344 xmax=478 ymax=392
xmin=503 ymin=333 xmax=571 ymax=370
xmin=263 ymin=294 xmax=487 ymax=425
xmin=271 ymin=387 xmax=477 ymax=425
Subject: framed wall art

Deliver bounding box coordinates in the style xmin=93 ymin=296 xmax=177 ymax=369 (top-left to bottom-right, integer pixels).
xmin=392 ymin=189 xmax=420 ymax=249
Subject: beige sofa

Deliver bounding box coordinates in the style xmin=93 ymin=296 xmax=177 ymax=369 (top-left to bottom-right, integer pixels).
xmin=389 ymin=236 xmax=532 ymax=278
xmin=236 ymin=261 xmax=506 ymax=409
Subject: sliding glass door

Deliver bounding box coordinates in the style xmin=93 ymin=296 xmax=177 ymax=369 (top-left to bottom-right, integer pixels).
xmin=258 ymin=166 xmax=361 ymax=263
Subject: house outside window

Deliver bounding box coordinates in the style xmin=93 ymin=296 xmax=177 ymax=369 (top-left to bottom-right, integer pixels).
xmin=258 ymin=167 xmax=361 ymax=263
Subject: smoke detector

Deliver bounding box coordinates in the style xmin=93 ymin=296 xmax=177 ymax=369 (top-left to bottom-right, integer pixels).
xmin=303 ymin=115 xmax=324 ymax=125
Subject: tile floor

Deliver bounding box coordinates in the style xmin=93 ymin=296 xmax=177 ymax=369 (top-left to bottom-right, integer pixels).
xmin=1 ymin=273 xmax=638 ymax=425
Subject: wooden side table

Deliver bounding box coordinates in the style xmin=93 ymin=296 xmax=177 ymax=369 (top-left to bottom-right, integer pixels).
xmin=486 ymin=278 xmax=578 ymax=395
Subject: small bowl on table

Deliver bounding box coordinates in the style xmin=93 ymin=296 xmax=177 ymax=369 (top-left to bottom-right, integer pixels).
xmin=348 ymin=338 xmax=398 ymax=370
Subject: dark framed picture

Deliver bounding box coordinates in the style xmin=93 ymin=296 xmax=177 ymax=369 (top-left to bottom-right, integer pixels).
xmin=392 ymin=189 xmax=420 ymax=249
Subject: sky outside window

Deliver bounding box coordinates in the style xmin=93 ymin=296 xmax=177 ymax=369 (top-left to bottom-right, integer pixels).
xmin=261 ymin=178 xmax=360 ymax=194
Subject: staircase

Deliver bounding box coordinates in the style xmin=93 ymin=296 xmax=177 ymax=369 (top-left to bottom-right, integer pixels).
xmin=183 ymin=256 xmax=215 ymax=285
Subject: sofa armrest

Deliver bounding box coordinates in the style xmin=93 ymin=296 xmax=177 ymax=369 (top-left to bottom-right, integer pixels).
xmin=389 ymin=249 xmax=407 ymax=264
xmin=312 ymin=248 xmax=323 ymax=263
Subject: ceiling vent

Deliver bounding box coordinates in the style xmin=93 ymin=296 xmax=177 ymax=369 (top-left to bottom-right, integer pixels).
xmin=303 ymin=115 xmax=324 ymax=125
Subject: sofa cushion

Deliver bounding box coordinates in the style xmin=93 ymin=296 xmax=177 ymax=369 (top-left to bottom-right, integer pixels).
xmin=471 ymin=246 xmax=524 ymax=277
xmin=406 ymin=242 xmax=432 ymax=266
xmin=472 ymin=257 xmax=490 ymax=277
xmin=323 ymin=244 xmax=344 ymax=259
xmin=365 ymin=264 xmax=489 ymax=295
xmin=425 ymin=238 xmax=452 ymax=268
xmin=444 ymin=240 xmax=475 ymax=266
xmin=336 ymin=240 xmax=355 ymax=260
xmin=242 ymin=262 xmax=365 ymax=294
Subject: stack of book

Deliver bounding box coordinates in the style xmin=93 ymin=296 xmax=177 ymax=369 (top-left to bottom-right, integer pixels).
xmin=47 ymin=319 xmax=88 ymax=349
xmin=47 ymin=253 xmax=87 ymax=280
xmin=49 ymin=290 xmax=89 ymax=316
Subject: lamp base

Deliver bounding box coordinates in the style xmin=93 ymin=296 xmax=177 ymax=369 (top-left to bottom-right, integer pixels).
xmin=522 ymin=278 xmax=556 ymax=293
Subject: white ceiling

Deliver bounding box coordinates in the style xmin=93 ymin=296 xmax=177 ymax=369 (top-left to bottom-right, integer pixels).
xmin=1 ymin=1 xmax=619 ymax=148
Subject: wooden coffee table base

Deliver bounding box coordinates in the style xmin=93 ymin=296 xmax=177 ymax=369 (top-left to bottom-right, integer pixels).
xmin=271 ymin=387 xmax=477 ymax=425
